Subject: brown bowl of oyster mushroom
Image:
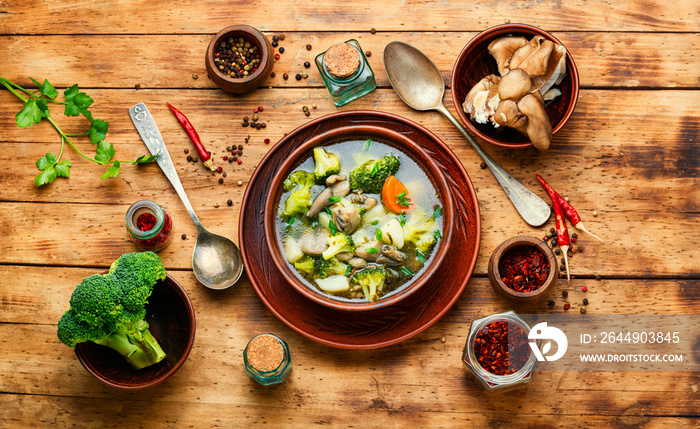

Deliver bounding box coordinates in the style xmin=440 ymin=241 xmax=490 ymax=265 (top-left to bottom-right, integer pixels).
xmin=262 ymin=121 xmax=454 ymax=311
xmin=452 ymin=24 xmax=579 ymax=150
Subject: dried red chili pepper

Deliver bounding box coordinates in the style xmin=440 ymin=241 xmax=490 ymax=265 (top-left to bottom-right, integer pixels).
xmin=536 ymin=174 xmax=603 ymax=243
xmin=136 ymin=212 xmax=157 ymax=231
xmin=498 ymin=246 xmax=550 ymax=292
xmin=474 ymin=321 xmax=530 ymax=376
xmin=166 ymin=102 xmax=216 ymax=172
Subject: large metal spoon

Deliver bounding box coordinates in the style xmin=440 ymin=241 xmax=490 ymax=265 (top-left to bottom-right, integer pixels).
xmin=129 ymin=103 xmax=243 ymax=290
xmin=383 ymin=41 xmax=550 ymax=227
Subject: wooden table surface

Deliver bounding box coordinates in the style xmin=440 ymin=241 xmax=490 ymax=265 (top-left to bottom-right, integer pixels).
xmin=1 ymin=1 xmax=698 ymax=427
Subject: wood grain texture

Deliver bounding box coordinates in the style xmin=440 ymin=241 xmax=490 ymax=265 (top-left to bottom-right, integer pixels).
xmin=0 ymin=32 xmax=697 ymax=89
xmin=0 ymin=0 xmax=698 ymax=33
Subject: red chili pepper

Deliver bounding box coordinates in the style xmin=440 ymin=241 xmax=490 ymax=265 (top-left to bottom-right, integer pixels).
xmin=536 ymin=174 xmax=603 ymax=243
xmin=536 ymin=174 xmax=571 ymax=281
xmin=166 ymin=103 xmax=216 ymax=172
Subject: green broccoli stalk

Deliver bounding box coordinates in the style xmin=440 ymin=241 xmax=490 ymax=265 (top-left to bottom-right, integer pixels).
xmin=416 ymin=231 xmax=438 ymax=254
xmin=349 ymin=154 xmax=400 ymax=193
xmin=314 ymin=256 xmax=348 ymax=279
xmin=56 ymin=252 xmax=167 ymax=370
xmin=351 ymin=268 xmax=387 ymax=302
xmin=281 ymin=170 xmax=316 ymax=219
xmin=294 ymin=255 xmax=316 ymax=276
xmin=312 ymin=147 xmax=341 ymax=184
xmin=321 ymin=233 xmax=355 ymax=260
xmin=284 ymin=170 xmax=315 ymax=192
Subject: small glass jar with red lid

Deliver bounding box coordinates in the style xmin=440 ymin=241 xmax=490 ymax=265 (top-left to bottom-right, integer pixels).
xmin=125 ymin=200 xmax=174 ymax=252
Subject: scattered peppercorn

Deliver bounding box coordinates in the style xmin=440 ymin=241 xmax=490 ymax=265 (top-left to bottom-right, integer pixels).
xmin=264 ymin=138 xmax=271 ymax=144
xmin=592 ymin=210 xmax=598 ymax=217
xmin=370 ymin=28 xmax=376 ymax=34
xmin=305 ymin=110 xmax=310 ymax=116
xmin=582 ymin=285 xmax=588 ymax=292
xmin=214 ymin=37 xmax=261 ymax=79
xmin=306 ymin=44 xmax=312 ymax=50
xmin=192 ymin=73 xmax=198 ymax=80
xmin=304 ymin=61 xmax=311 ymax=68
xmin=187 ymin=155 xmax=193 ymax=162
xmin=238 ymin=159 xmax=242 ymax=164
xmin=283 ymin=73 xmax=289 ymax=80
xmin=272 ymin=35 xmax=279 ymax=43
xmin=135 ymin=84 xmax=141 ymax=90
xmin=567 ymin=250 xmax=574 ymax=258
xmin=228 ymin=158 xmax=234 ymax=163
xmin=279 ymin=47 xmax=285 ymax=53
xmin=550 ymin=228 xmax=555 ymax=233
xmin=440 ymin=337 xmax=446 ymax=343
xmin=583 ymin=298 xmax=589 ymax=305
xmin=571 ymin=237 xmax=578 ymax=243
xmin=222 ymin=172 xmax=227 ymax=178
xmin=216 ymin=166 xmax=223 ymax=173
xmin=261 ymin=123 xmax=267 ymax=128
xmin=214 ymin=203 xmax=220 ymax=208
xmin=365 ymin=51 xmax=372 ymax=57
xmin=564 ymin=303 xmax=571 ymax=310
xmin=302 ymin=105 xmax=309 ymax=112
xmin=227 ymin=199 xmax=233 ymax=206
xmin=232 ymin=156 xmax=238 ymax=161
xmin=252 ymin=114 xmax=259 ymax=121
xmin=595 ymin=274 xmax=601 ymax=281
xmin=480 ymin=162 xmax=487 ymax=169
xmin=218 ymin=178 xmax=224 ymax=184
xmin=312 ymin=104 xmax=317 ymax=109
xmin=238 ymin=145 xmax=243 ymax=150
xmin=232 ymin=149 xmax=237 ymax=156
xmin=572 ymin=233 xmax=578 ymax=239
xmin=580 ymin=306 xmax=587 ymax=314
xmin=548 ymin=300 xmax=555 ymax=307
xmin=274 ymin=53 xmax=280 ymax=60
xmin=555 ymin=249 xmax=561 ymax=255
xmin=271 ymin=41 xmax=278 ymax=48
xmin=242 ymin=122 xmax=249 ymax=127
xmin=271 ymin=72 xmax=276 ymax=78
xmin=302 ymin=72 xmax=308 ymax=78
xmin=578 ymin=245 xmax=584 ymax=253
xmin=237 ymin=180 xmax=243 ymax=186
xmin=546 ymin=231 xmax=553 ymax=238
xmin=181 ymin=234 xmax=187 ymax=240
xmin=279 ymin=34 xmax=285 ymax=41
xmin=184 ymin=149 xmax=189 ymax=154
xmin=192 ymin=157 xmax=198 ymax=162
xmin=562 ymin=290 xmax=568 ymax=298
xmin=295 ymin=73 xmax=302 ymax=80
xmin=256 ymin=123 xmax=262 ymax=129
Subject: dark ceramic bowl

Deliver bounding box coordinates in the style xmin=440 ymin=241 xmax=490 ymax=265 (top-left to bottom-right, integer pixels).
xmin=206 ymin=25 xmax=274 ymax=94
xmin=488 ymin=236 xmax=557 ymax=303
xmin=451 ymin=23 xmax=579 ymax=149
xmin=75 ymin=274 xmax=196 ymax=389
xmin=263 ymin=124 xmax=454 ymax=312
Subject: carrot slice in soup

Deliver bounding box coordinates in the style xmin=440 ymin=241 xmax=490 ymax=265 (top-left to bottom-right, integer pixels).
xmin=382 ymin=175 xmax=414 ymax=214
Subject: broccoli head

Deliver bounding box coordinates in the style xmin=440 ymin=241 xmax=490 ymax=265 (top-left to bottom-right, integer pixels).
xmin=321 ymin=233 xmax=355 ymax=260
xmin=403 ymin=210 xmax=438 ymax=245
xmin=57 ymin=252 xmax=167 ymax=370
xmin=415 ymin=231 xmax=438 ymax=254
xmin=294 ymin=255 xmax=316 ymax=276
xmin=282 ymin=186 xmax=312 ymax=219
xmin=312 ymin=147 xmax=341 ymax=184
xmin=314 ymin=256 xmax=348 ymax=279
xmin=284 ymin=170 xmax=315 ymax=192
xmin=350 ymin=268 xmax=386 ymax=302
xmin=349 ymin=155 xmax=400 ymax=193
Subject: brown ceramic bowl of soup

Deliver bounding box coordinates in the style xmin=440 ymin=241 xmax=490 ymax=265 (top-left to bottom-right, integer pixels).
xmin=263 ymin=124 xmax=454 ymax=311
xmin=451 ymin=23 xmax=579 ymax=149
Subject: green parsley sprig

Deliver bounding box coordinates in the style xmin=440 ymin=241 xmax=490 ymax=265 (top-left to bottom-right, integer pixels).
xmin=0 ymin=77 xmax=156 ymax=187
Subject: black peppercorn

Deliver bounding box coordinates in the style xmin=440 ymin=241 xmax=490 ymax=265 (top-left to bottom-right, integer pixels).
xmin=295 ymin=73 xmax=302 ymax=80
xmin=304 ymin=61 xmax=310 ymax=68
xmin=279 ymin=34 xmax=285 ymax=41
xmin=555 ymin=249 xmax=561 ymax=255
xmin=480 ymin=162 xmax=486 ymax=169
xmin=562 ymin=290 xmax=568 ymax=298
xmin=365 ymin=51 xmax=372 ymax=57
xmin=218 ymin=178 xmax=224 ymax=184
xmin=548 ymin=300 xmax=555 ymax=307
xmin=283 ymin=73 xmax=289 ymax=80
xmin=583 ymin=298 xmax=589 ymax=305
xmin=261 ymin=123 xmax=267 ymax=128
xmin=272 ymin=35 xmax=279 ymax=42
xmin=181 ymin=234 xmax=187 ymax=240
xmin=228 ymin=158 xmax=234 ymax=163
xmin=233 ymin=156 xmax=238 ymax=161
xmin=184 ymin=149 xmax=189 ymax=154
xmin=270 ymin=72 xmax=276 ymax=78
xmin=306 ymin=44 xmax=312 ymax=50
xmin=187 ymin=155 xmax=193 ymax=162
xmin=227 ymin=199 xmax=233 ymax=206
xmin=279 ymin=47 xmax=285 ymax=53
xmin=550 ymin=227 xmax=555 ymax=233
xmin=370 ymin=28 xmax=376 ymax=34
xmin=238 ymin=145 xmax=243 ymax=150
xmin=222 ymin=172 xmax=227 ymax=177
xmin=572 ymin=233 xmax=578 ymax=239
xmin=271 ymin=41 xmax=278 ymax=48
xmin=595 ymin=274 xmax=602 ymax=280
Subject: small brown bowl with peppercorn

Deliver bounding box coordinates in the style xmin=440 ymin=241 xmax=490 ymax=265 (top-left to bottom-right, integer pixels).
xmin=451 ymin=23 xmax=579 ymax=150
xmin=206 ymin=25 xmax=274 ymax=94
xmin=488 ymin=235 xmax=557 ymax=303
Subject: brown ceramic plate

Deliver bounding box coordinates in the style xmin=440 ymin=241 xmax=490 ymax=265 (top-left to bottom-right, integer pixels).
xmin=240 ymin=111 xmax=480 ymax=349
xmin=75 ymin=274 xmax=196 ymax=389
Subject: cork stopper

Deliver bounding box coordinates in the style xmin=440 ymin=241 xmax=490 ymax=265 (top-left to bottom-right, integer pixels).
xmin=247 ymin=335 xmax=284 ymax=372
xmin=324 ymin=43 xmax=360 ymax=78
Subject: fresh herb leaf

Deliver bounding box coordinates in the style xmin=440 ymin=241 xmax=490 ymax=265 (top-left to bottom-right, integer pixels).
xmin=100 ymin=161 xmax=120 ymax=180
xmin=371 ymin=220 xmax=379 ymax=226
xmin=35 ymin=167 xmax=57 ymax=187
xmin=36 ymin=152 xmax=57 ymax=171
xmin=375 ymin=229 xmax=382 ymax=240
xmin=366 ymin=248 xmax=379 ymax=254
xmin=363 ymin=138 xmax=372 ymax=151
xmin=88 ymin=119 xmax=109 ymax=145
xmin=416 ymin=251 xmax=426 ymax=264
xmin=328 ymin=196 xmax=342 ymax=204
xmin=54 ymin=160 xmax=71 ymax=178
xmin=345 ymin=265 xmax=352 ymax=276
xmin=328 ymin=221 xmax=338 ymax=236
xmin=29 ymin=77 xmax=58 ymax=99
xmin=324 ymin=207 xmax=333 ymax=216
xmin=286 ymin=216 xmax=296 ymax=226
xmin=16 ymin=98 xmax=49 ymax=128
xmin=63 ymin=84 xmax=93 ymax=116
xmin=370 ymin=162 xmax=379 ymax=177
xmin=433 ymin=230 xmax=442 ymax=240
xmin=399 ymin=267 xmax=413 ymax=276
xmin=133 ymin=154 xmax=157 ymax=164
xmin=395 ymin=191 xmax=411 ymax=207
xmin=310 ymin=218 xmax=320 ymax=228
xmin=399 ymin=212 xmax=407 ymax=227
xmin=433 ymin=205 xmax=442 ymax=219
xmin=95 ymin=140 xmax=115 ymax=163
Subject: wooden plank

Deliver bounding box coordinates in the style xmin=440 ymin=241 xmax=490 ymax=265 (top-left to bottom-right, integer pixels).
xmin=1 ymin=394 xmax=697 ymax=428
xmin=0 ymin=33 xmax=697 ymax=89
xmin=0 ymin=0 xmax=697 ymax=33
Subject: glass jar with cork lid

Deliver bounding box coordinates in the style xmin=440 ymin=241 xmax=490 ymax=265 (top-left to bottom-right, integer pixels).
xmin=243 ymin=333 xmax=292 ymax=386
xmin=315 ymin=39 xmax=376 ymax=106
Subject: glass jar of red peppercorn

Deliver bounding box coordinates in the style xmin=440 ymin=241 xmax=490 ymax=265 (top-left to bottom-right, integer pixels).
xmin=125 ymin=200 xmax=174 ymax=252
xmin=462 ymin=311 xmax=537 ymax=392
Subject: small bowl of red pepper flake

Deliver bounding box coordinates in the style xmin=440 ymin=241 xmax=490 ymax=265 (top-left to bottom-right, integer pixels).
xmin=206 ymin=25 xmax=275 ymax=94
xmin=462 ymin=311 xmax=537 ymax=392
xmin=488 ymin=235 xmax=557 ymax=303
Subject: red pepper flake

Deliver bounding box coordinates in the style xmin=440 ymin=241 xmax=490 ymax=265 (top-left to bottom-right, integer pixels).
xmin=253 ymin=108 xmax=259 ymax=114
xmin=217 ymin=166 xmax=223 ymax=173
xmin=136 ymin=212 xmax=157 ymax=232
xmin=258 ymin=106 xmax=264 ymax=112
xmin=237 ymin=159 xmax=242 ymax=164
xmin=274 ymin=53 xmax=280 ymax=60
xmin=564 ymin=303 xmax=571 ymax=310
xmin=264 ymin=138 xmax=270 ymax=144
xmin=498 ymin=245 xmax=550 ymax=293
xmin=474 ymin=321 xmax=530 ymax=376
xmin=582 ymin=286 xmax=588 ymax=292
xmin=223 ymin=156 xmax=228 ymax=161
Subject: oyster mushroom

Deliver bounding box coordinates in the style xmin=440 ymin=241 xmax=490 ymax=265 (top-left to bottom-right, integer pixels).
xmin=363 ymin=197 xmax=377 ymax=211
xmin=487 ymin=36 xmax=529 ymax=75
xmin=493 ymin=99 xmax=528 ymax=134
xmin=375 ymin=245 xmax=404 ymax=266
xmin=331 ymin=203 xmax=361 ymax=234
xmin=517 ymin=93 xmax=552 ymax=151
xmin=509 ymin=36 xmax=545 ymax=71
xmin=530 ymin=43 xmax=567 ymax=95
xmin=355 ymin=240 xmax=383 ymax=262
xmin=325 ymin=174 xmax=346 ymax=186
xmin=349 ymin=190 xmax=367 ymax=204
xmin=463 ymin=74 xmax=500 ymax=124
xmin=298 ymin=231 xmax=329 ymax=256
xmin=348 ymin=257 xmax=367 ymax=269
xmin=306 ymin=177 xmax=351 ymax=218
xmin=336 ymin=252 xmax=354 ymax=262
xmin=496 ymin=68 xmax=532 ymax=101
xmin=513 ymin=39 xmax=555 ymax=78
